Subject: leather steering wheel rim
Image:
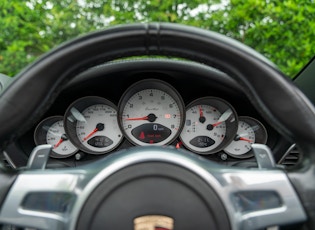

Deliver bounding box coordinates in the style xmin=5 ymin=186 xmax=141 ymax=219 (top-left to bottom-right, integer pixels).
xmin=1 ymin=22 xmax=315 ymax=227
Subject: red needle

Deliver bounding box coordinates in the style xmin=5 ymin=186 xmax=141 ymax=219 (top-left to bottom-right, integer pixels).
xmin=176 ymin=141 xmax=183 ymax=149
xmin=125 ymin=116 xmax=148 ymax=121
xmin=212 ymin=109 xmax=233 ymax=127
xmin=53 ymin=139 xmax=64 ymax=149
xmin=239 ymin=137 xmax=252 ymax=143
xmin=83 ymin=128 xmax=98 ymax=141
xmin=199 ymin=105 xmax=203 ymax=117
xmin=212 ymin=121 xmax=222 ymax=127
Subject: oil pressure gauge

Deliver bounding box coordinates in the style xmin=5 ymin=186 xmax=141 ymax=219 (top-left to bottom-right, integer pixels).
xmin=224 ymin=116 xmax=268 ymax=158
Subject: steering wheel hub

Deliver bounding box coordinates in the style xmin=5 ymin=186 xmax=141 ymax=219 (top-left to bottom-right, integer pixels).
xmin=77 ymin=161 xmax=230 ymax=229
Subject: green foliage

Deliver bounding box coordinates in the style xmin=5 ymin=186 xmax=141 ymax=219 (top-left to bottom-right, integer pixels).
xmin=0 ymin=1 xmax=45 ymax=75
xmin=0 ymin=0 xmax=314 ymax=77
xmin=205 ymin=0 xmax=315 ymax=77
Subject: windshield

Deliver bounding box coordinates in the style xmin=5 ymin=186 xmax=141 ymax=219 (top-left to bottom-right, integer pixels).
xmin=1 ymin=0 xmax=314 ymax=78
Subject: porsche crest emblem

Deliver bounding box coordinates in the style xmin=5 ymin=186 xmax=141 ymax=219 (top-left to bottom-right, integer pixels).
xmin=134 ymin=215 xmax=174 ymax=230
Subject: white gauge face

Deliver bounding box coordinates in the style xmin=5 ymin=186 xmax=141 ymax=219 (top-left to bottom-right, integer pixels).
xmin=180 ymin=105 xmax=227 ymax=153
xmin=223 ymin=116 xmax=267 ymax=158
xmin=35 ymin=116 xmax=79 ymax=158
xmin=121 ymin=89 xmax=182 ymax=146
xmin=76 ymin=104 xmax=123 ymax=153
xmin=224 ymin=121 xmax=255 ymax=156
xmin=46 ymin=121 xmax=78 ymax=156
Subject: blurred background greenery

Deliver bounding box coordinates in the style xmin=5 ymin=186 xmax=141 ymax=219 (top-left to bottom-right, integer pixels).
xmin=1 ymin=0 xmax=315 ymax=77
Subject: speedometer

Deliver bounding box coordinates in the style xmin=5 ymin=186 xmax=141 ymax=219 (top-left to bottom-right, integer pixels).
xmin=118 ymin=79 xmax=185 ymax=146
xmin=64 ymin=96 xmax=123 ymax=154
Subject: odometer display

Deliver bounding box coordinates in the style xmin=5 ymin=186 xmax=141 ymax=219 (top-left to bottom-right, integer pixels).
xmin=119 ymin=80 xmax=185 ymax=146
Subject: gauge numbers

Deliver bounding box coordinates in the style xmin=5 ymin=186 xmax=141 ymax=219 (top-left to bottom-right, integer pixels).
xmin=64 ymin=97 xmax=123 ymax=154
xmin=34 ymin=116 xmax=78 ymax=158
xmin=182 ymin=105 xmax=226 ymax=152
xmin=76 ymin=104 xmax=122 ymax=152
xmin=180 ymin=97 xmax=238 ymax=154
xmin=119 ymin=80 xmax=185 ymax=146
xmin=224 ymin=116 xmax=267 ymax=158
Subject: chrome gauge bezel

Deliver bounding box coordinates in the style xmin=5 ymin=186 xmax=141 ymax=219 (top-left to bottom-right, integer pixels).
xmin=180 ymin=97 xmax=238 ymax=154
xmin=224 ymin=116 xmax=268 ymax=158
xmin=118 ymin=79 xmax=185 ymax=146
xmin=34 ymin=116 xmax=78 ymax=158
xmin=64 ymin=96 xmax=123 ymax=154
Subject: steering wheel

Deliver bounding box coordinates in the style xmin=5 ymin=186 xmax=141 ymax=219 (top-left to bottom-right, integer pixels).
xmin=0 ymin=23 xmax=315 ymax=230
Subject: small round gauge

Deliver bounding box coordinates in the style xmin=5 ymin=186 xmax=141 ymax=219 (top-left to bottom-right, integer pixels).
xmin=224 ymin=116 xmax=268 ymax=158
xmin=64 ymin=96 xmax=123 ymax=154
xmin=118 ymin=79 xmax=185 ymax=146
xmin=34 ymin=116 xmax=78 ymax=158
xmin=180 ymin=97 xmax=238 ymax=154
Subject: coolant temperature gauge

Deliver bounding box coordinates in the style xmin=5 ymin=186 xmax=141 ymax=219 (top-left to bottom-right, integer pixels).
xmin=224 ymin=116 xmax=268 ymax=158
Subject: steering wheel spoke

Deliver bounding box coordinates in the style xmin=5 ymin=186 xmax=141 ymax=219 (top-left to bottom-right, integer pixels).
xmin=0 ymin=147 xmax=307 ymax=230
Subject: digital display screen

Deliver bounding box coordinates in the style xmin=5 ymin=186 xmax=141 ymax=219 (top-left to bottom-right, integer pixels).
xmin=88 ymin=136 xmax=113 ymax=147
xmin=189 ymin=136 xmax=215 ymax=148
xmin=132 ymin=123 xmax=171 ymax=143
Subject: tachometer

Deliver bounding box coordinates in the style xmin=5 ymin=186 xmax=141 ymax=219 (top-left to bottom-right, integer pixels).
xmin=64 ymin=96 xmax=123 ymax=154
xmin=34 ymin=116 xmax=78 ymax=158
xmin=118 ymin=79 xmax=185 ymax=146
xmin=180 ymin=97 xmax=238 ymax=154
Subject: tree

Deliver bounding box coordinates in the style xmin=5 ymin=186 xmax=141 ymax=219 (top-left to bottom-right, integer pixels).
xmin=0 ymin=1 xmax=46 ymax=76
xmin=205 ymin=0 xmax=315 ymax=77
xmin=1 ymin=0 xmax=315 ymax=77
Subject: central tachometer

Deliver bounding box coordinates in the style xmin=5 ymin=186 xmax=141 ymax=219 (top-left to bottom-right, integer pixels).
xmin=118 ymin=79 xmax=185 ymax=146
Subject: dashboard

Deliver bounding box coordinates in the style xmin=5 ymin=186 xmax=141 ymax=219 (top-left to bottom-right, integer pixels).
xmin=5 ymin=59 xmax=286 ymax=169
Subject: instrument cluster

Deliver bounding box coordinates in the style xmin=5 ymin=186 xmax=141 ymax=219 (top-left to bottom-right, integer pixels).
xmin=34 ymin=79 xmax=268 ymax=160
